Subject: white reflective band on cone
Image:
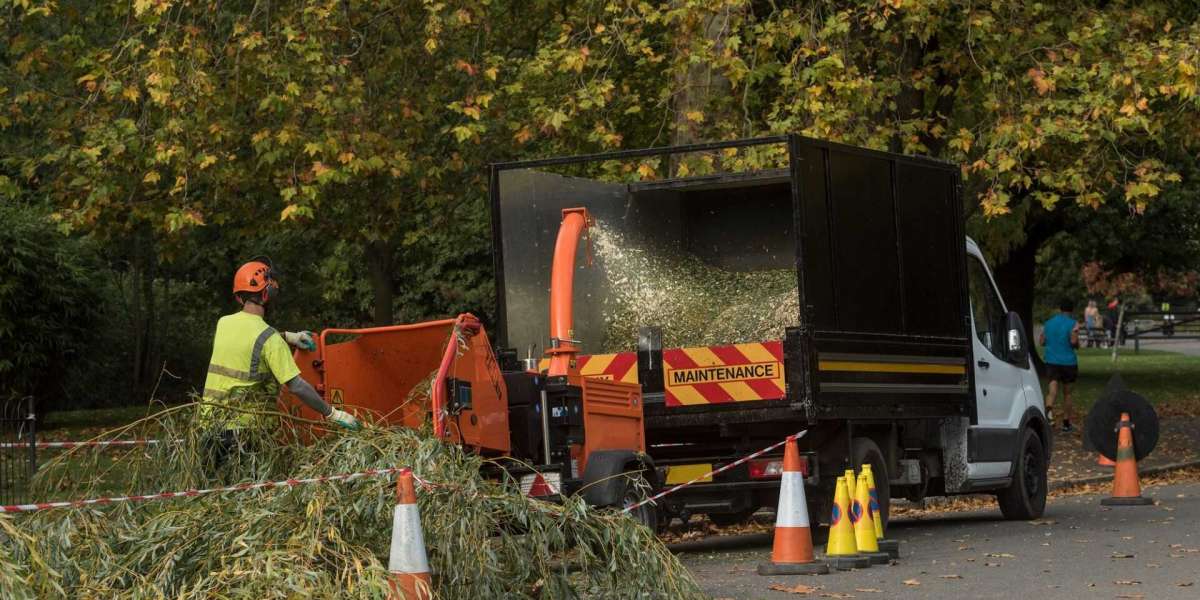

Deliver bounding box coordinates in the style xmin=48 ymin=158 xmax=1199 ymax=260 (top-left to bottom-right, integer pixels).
xmin=774 ymin=471 xmax=809 ymax=528
xmin=389 ymin=504 xmax=431 ymax=574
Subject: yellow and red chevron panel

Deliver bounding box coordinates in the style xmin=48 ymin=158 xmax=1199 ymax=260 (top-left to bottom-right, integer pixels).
xmin=536 ymin=341 xmax=786 ymax=406
xmin=662 ymin=342 xmax=786 ymax=406
xmin=537 ymin=352 xmax=639 ymax=384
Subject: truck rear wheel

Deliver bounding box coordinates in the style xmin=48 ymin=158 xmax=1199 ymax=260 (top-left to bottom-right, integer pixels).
xmin=852 ymin=437 xmax=890 ymax=533
xmin=997 ymin=428 xmax=1047 ymax=520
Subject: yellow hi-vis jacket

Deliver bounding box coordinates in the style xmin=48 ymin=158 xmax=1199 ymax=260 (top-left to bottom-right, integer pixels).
xmin=201 ymin=311 xmax=300 ymax=427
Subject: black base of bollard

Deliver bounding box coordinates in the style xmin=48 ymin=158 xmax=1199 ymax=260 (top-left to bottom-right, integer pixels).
xmin=1101 ymin=496 xmax=1154 ymax=506
xmin=824 ymin=554 xmax=871 ymax=570
xmin=860 ymin=551 xmax=891 ymax=564
xmin=877 ymin=539 xmax=900 ymax=559
xmin=757 ymin=561 xmax=831 ymax=575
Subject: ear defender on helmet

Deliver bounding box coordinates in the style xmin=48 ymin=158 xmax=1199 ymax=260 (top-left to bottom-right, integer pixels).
xmin=261 ymin=276 xmax=278 ymax=304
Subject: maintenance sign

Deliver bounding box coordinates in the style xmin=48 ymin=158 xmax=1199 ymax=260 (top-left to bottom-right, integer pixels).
xmin=668 ymin=362 xmax=778 ymax=385
xmin=663 ymin=342 xmax=786 ymax=406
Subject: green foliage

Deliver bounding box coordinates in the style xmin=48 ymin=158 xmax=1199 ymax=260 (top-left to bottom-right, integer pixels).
xmin=5 ymin=404 xmax=704 ymax=599
xmin=4 ymin=1 xmax=1200 ymax=407
xmin=0 ymin=203 xmax=103 ymax=401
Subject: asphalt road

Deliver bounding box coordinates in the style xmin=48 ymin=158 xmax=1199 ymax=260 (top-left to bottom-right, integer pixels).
xmin=682 ymin=482 xmax=1200 ymax=599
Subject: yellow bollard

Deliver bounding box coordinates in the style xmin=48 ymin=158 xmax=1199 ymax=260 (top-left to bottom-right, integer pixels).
xmin=854 ymin=471 xmax=890 ymax=564
xmin=824 ymin=475 xmax=869 ymax=570
xmin=861 ymin=464 xmax=899 ymax=559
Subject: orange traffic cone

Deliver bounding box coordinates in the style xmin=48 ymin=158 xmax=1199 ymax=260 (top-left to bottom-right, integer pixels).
xmin=388 ymin=469 xmax=433 ymax=599
xmin=758 ymin=437 xmax=829 ymax=575
xmin=823 ymin=474 xmax=870 ymax=570
xmin=1100 ymin=413 xmax=1153 ymax=506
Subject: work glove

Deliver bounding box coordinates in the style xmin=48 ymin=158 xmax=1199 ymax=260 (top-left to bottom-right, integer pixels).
xmin=284 ymin=330 xmax=317 ymax=352
xmin=326 ymin=408 xmax=362 ymax=431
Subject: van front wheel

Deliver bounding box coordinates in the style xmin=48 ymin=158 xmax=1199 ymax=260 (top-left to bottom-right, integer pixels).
xmin=997 ymin=428 xmax=1048 ymax=520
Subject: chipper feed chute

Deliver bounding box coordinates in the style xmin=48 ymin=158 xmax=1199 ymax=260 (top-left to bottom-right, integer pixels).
xmin=279 ymin=316 xmax=511 ymax=454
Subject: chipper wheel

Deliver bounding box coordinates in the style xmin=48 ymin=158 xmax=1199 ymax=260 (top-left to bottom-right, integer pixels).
xmin=619 ymin=470 xmax=660 ymax=532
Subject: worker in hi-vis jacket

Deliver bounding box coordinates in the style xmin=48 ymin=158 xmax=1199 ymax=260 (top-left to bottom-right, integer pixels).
xmin=201 ymin=258 xmax=360 ymax=470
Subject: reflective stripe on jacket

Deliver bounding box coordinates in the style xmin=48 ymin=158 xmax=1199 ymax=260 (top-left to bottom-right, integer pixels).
xmin=201 ymin=312 xmax=300 ymax=427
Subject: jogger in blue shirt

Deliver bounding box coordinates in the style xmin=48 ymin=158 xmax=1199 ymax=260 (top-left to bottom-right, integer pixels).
xmin=1040 ymin=299 xmax=1080 ymax=432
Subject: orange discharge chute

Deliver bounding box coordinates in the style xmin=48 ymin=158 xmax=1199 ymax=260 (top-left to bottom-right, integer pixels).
xmin=546 ymin=207 xmax=593 ymax=378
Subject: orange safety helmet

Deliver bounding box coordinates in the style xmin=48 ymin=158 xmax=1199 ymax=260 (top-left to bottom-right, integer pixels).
xmin=232 ymin=259 xmax=279 ymax=304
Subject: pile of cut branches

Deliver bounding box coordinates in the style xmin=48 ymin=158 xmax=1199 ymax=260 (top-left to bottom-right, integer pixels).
xmin=0 ymin=399 xmax=703 ymax=599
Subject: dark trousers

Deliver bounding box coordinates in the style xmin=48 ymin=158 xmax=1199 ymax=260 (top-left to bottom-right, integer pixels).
xmin=202 ymin=430 xmax=257 ymax=478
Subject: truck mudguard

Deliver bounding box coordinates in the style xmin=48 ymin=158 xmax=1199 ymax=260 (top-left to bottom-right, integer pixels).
xmin=579 ymin=450 xmax=658 ymax=508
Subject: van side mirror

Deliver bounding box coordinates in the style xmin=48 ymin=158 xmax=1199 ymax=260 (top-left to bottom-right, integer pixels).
xmin=1006 ymin=311 xmax=1028 ymax=364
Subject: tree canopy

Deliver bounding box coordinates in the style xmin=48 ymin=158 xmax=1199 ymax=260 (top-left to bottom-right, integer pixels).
xmin=3 ymin=0 xmax=1199 ymax=403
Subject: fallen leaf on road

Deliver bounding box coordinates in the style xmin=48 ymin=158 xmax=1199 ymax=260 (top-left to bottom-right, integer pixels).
xmin=1146 ymin=563 xmax=1160 ymax=568
xmin=1114 ymin=580 xmax=1141 ymax=586
xmin=1116 ymin=594 xmax=1144 ymax=599
xmin=985 ymin=552 xmax=1015 ymax=558
xmin=854 ymin=589 xmax=882 ymax=594
xmin=939 ymin=574 xmax=962 ymax=580
xmin=957 ymin=545 xmax=973 ymax=551
xmin=985 ymin=562 xmax=1000 ymax=567
xmin=1028 ymin=519 xmax=1056 ymax=525
xmin=903 ymin=579 xmax=920 ymax=586
xmin=819 ymin=594 xmax=853 ymax=599
xmin=1110 ymin=552 xmax=1135 ymax=559
xmin=1179 ymin=582 xmax=1195 ymax=587
xmin=769 ymin=583 xmax=820 ymax=595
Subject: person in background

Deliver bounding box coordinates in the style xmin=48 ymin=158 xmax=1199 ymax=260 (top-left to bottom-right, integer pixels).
xmin=1084 ymin=300 xmax=1101 ymax=347
xmin=1040 ymin=299 xmax=1080 ymax=433
xmin=1106 ymin=298 xmax=1121 ymax=346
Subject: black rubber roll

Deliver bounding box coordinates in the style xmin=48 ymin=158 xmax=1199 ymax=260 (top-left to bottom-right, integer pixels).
xmin=1085 ymin=389 xmax=1159 ymax=461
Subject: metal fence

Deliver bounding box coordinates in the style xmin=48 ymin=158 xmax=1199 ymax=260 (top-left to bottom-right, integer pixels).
xmin=1126 ymin=311 xmax=1200 ymax=352
xmin=0 ymin=397 xmax=36 ymax=505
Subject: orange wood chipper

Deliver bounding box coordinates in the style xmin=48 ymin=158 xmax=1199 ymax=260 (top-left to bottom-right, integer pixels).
xmin=280 ymin=208 xmax=660 ymax=528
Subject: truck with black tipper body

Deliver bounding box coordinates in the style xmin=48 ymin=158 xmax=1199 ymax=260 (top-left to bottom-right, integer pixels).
xmin=488 ymin=134 xmax=1050 ymax=530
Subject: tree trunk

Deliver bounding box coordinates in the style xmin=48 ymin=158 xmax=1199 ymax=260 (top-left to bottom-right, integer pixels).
xmin=365 ymin=239 xmax=395 ymax=327
xmin=132 ymin=227 xmax=158 ymax=400
xmin=670 ymin=4 xmax=736 ymax=149
xmin=131 ymin=259 xmax=144 ymax=393
xmin=991 ymin=233 xmax=1043 ymax=374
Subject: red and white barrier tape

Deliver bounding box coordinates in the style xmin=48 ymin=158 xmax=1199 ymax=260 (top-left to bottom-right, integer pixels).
xmin=622 ymin=430 xmax=806 ymax=514
xmin=4 ymin=431 xmax=806 ymax=515
xmin=0 ymin=439 xmax=180 ymax=450
xmin=0 ymin=466 xmax=408 ymax=514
